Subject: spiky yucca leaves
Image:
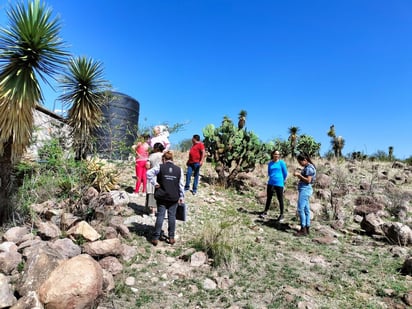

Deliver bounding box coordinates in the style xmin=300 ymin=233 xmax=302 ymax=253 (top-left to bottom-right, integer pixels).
xmin=59 ymin=56 xmax=110 ymax=160
xmin=84 ymin=157 xmax=119 ymax=192
xmin=332 ymin=136 xmax=345 ymax=158
xmin=0 ymin=0 xmax=68 ymax=224
xmin=237 ymin=109 xmax=247 ymax=129
xmin=0 ymin=0 xmax=68 ymax=160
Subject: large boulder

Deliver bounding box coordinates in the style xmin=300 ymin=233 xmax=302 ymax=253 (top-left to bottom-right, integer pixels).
xmin=38 ymin=254 xmax=103 ymax=309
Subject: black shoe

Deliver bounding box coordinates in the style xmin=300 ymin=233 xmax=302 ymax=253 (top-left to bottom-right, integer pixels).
xmin=151 ymin=239 xmax=158 ymax=246
xmin=277 ymin=214 xmax=284 ymax=222
xmin=259 ymin=212 xmax=267 ymax=219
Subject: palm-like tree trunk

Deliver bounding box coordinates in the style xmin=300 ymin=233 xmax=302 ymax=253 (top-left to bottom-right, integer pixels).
xmin=0 ymin=138 xmax=13 ymax=222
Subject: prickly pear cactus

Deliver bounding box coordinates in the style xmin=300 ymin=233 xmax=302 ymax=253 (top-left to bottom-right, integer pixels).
xmin=202 ymin=117 xmax=271 ymax=187
xmin=296 ymin=134 xmax=321 ymax=157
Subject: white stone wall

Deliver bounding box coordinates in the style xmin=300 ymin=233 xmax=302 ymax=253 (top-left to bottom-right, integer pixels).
xmin=24 ymin=109 xmax=72 ymax=161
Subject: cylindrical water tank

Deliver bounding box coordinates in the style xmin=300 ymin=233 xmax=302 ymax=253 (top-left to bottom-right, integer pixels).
xmin=95 ymin=92 xmax=139 ymax=159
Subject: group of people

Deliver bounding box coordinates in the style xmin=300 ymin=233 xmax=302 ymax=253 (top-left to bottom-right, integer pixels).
xmin=132 ymin=128 xmax=205 ymax=246
xmin=133 ymin=126 xmax=316 ymax=246
xmin=259 ymin=150 xmax=316 ymax=237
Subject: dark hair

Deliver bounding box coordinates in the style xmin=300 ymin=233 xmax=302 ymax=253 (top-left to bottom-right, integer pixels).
xmin=153 ymin=142 xmax=165 ymax=152
xmin=193 ymin=134 xmax=200 ymax=141
xmin=271 ymin=150 xmax=281 ymax=156
xmin=297 ymin=152 xmax=315 ymax=168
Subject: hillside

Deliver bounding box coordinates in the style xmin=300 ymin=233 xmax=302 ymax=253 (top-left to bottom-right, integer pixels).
xmin=99 ymin=152 xmax=412 ymax=308
xmin=0 ymin=152 xmax=411 ymax=309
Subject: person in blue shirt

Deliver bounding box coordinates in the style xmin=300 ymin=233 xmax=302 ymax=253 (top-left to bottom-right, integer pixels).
xmin=293 ymin=153 xmax=316 ymax=236
xmin=259 ymin=150 xmax=288 ymax=221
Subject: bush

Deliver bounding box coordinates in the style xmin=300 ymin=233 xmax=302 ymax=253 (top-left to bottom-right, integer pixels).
xmin=191 ymin=215 xmax=241 ymax=269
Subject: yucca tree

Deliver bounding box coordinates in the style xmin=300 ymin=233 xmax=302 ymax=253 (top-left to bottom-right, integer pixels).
xmin=237 ymin=109 xmax=247 ymax=130
xmin=331 ymin=136 xmax=345 ymax=158
xmin=59 ymin=56 xmax=110 ymax=160
xmin=327 ymin=124 xmax=336 ymax=138
xmin=388 ymin=146 xmax=394 ymax=161
xmin=288 ymin=126 xmax=300 ymax=158
xmin=0 ymin=0 xmax=68 ymax=223
xmin=328 ymin=125 xmax=345 ymax=158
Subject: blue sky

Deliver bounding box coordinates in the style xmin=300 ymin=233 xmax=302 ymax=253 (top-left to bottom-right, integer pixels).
xmin=0 ymin=0 xmax=411 ymax=158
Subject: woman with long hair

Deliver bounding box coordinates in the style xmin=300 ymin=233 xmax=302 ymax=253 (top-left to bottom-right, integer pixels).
xmin=293 ymin=153 xmax=316 ymax=236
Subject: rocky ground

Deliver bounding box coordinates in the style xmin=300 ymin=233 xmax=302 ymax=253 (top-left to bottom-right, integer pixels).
xmin=0 ymin=153 xmax=411 ymax=309
xmin=98 ymin=155 xmax=412 ymax=309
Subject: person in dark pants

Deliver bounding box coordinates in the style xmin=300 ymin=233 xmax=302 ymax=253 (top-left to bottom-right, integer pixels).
xmin=259 ymin=150 xmax=288 ymax=221
xmin=147 ymin=151 xmax=185 ymax=246
xmin=184 ymin=134 xmax=206 ymax=195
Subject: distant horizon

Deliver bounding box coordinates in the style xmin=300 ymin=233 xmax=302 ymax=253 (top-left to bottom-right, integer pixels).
xmin=35 ymin=102 xmax=408 ymax=160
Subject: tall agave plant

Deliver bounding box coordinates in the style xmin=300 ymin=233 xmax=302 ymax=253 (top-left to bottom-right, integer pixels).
xmin=58 ymin=56 xmax=110 ymax=160
xmin=0 ymin=0 xmax=68 ymax=223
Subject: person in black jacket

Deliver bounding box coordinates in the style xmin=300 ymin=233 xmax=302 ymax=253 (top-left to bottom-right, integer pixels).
xmin=147 ymin=151 xmax=185 ymax=245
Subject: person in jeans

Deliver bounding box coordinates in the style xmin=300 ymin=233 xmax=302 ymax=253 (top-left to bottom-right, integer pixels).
xmin=293 ymin=153 xmax=316 ymax=236
xmin=259 ymin=150 xmax=288 ymax=221
xmin=184 ymin=134 xmax=206 ymax=195
xmin=147 ymin=151 xmax=184 ymax=246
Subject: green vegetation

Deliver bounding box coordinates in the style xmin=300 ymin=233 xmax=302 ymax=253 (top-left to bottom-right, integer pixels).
xmin=59 ymin=56 xmax=111 ymax=161
xmin=203 ymin=112 xmax=272 ymax=187
xmin=327 ymin=124 xmax=345 ymax=159
xmin=0 ymin=2 xmax=410 ymax=308
xmin=0 ymin=0 xmax=69 ymax=224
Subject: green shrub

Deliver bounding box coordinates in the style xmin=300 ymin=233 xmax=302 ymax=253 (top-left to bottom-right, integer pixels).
xmin=12 ymin=140 xmax=86 ymax=222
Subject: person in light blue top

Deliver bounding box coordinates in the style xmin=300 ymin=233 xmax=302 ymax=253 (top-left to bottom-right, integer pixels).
xmin=259 ymin=150 xmax=288 ymax=221
xmin=293 ymin=153 xmax=316 ymax=236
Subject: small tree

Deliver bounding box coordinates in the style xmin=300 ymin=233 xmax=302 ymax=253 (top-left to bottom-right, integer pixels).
xmin=327 ymin=124 xmax=345 ymax=158
xmin=203 ymin=114 xmax=270 ymax=187
xmin=177 ymin=138 xmax=193 ymax=152
xmin=59 ymin=56 xmax=111 ymax=160
xmin=288 ymin=126 xmax=300 ymax=158
xmin=388 ymin=146 xmax=394 ymax=161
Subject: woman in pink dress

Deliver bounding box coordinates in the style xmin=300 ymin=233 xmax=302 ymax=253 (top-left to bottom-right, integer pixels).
xmin=132 ymin=134 xmax=150 ymax=194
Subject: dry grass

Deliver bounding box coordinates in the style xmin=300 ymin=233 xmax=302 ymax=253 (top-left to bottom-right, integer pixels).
xmin=103 ymin=153 xmax=412 ymax=308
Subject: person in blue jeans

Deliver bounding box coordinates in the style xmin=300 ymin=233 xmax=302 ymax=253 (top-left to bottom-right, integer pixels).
xmin=184 ymin=134 xmax=206 ymax=195
xmin=293 ymin=153 xmax=316 ymax=236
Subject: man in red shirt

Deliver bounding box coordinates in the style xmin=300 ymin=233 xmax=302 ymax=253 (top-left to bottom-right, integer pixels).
xmin=184 ymin=134 xmax=206 ymax=195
